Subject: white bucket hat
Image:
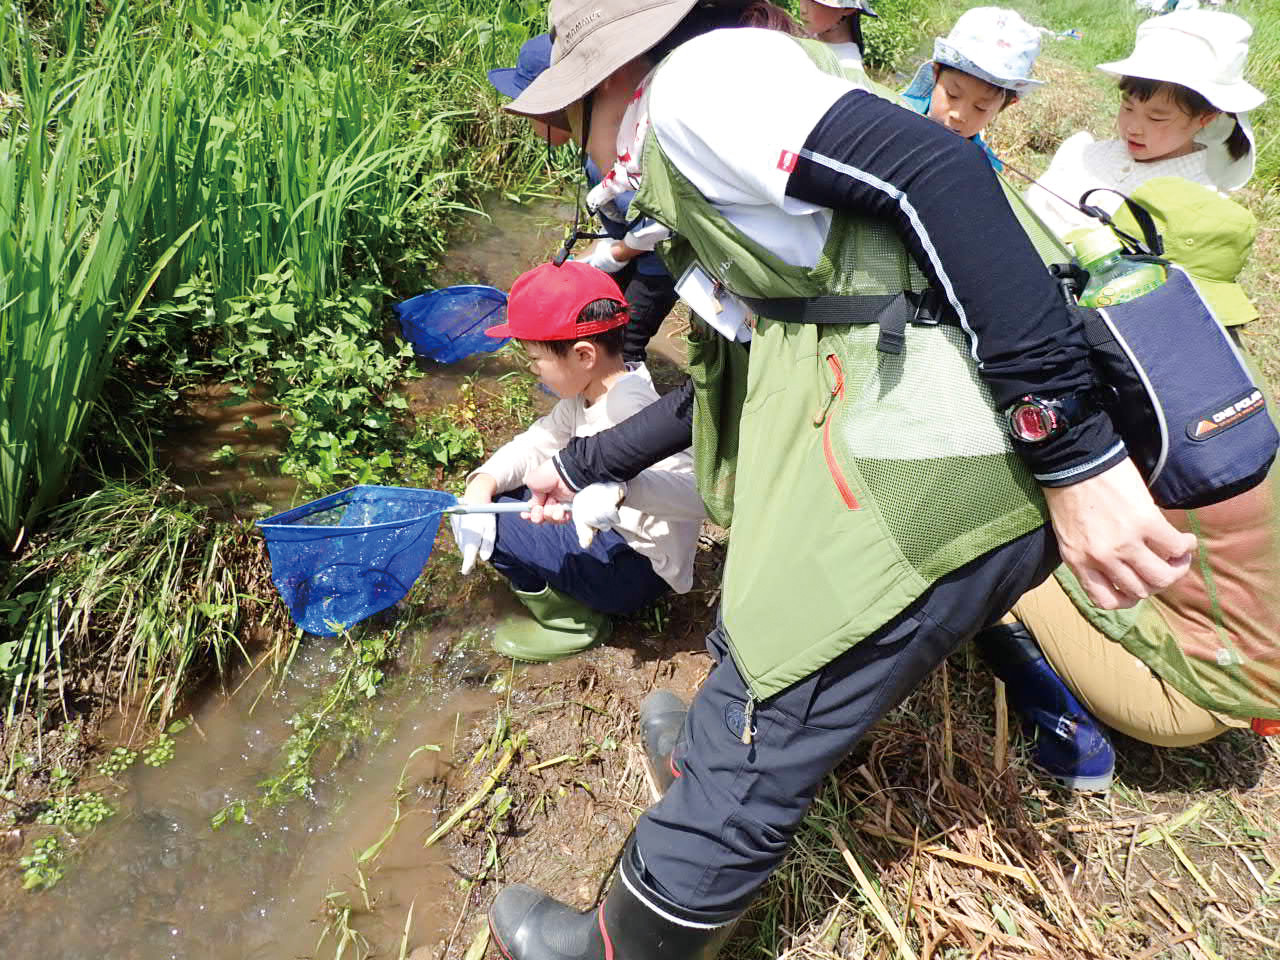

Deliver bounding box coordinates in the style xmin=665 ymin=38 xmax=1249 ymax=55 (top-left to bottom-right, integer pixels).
xmin=932 ymin=7 xmax=1044 ymax=95
xmin=807 ymin=0 xmax=877 ymax=15
xmin=1097 ymin=10 xmax=1265 ymax=113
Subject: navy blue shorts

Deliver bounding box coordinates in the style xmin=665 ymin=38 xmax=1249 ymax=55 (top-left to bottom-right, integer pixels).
xmin=488 ymin=489 xmax=669 ymax=615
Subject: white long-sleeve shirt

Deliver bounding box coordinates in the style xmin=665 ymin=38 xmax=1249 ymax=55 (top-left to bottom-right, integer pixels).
xmin=474 ymin=369 xmax=704 ymax=593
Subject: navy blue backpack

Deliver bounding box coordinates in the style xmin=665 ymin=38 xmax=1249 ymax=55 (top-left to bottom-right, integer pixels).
xmin=1061 ymin=191 xmax=1277 ymax=509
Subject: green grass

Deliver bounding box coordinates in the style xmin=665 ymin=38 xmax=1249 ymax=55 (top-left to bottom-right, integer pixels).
xmin=0 ymin=0 xmax=554 ymax=546
xmin=0 ymin=478 xmax=285 ymax=728
xmin=0 ymin=0 xmax=557 ymax=735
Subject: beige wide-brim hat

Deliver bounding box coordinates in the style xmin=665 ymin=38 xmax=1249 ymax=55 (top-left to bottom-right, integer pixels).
xmin=1097 ymin=10 xmax=1265 ymax=113
xmin=507 ymin=0 xmax=700 ymax=117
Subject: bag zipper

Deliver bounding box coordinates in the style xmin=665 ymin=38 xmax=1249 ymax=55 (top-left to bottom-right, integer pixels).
xmin=815 ymin=354 xmax=860 ymax=510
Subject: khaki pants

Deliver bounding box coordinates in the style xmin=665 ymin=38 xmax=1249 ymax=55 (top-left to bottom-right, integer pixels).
xmin=1010 ymin=577 xmax=1247 ymax=748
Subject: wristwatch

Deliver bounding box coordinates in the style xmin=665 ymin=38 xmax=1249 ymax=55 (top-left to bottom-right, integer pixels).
xmin=1005 ymin=390 xmax=1101 ymax=444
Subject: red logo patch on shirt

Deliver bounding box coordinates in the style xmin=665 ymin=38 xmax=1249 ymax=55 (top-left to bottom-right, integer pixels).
xmin=777 ymin=150 xmax=799 ymax=173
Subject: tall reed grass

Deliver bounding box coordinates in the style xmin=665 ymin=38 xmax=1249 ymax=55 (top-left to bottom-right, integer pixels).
xmin=0 ymin=0 xmax=544 ymax=546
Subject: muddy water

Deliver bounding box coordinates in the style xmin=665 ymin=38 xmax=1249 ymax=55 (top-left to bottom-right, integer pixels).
xmin=0 ymin=634 xmax=497 ymax=959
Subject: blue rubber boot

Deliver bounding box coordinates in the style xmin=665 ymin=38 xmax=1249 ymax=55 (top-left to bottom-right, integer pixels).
xmin=974 ymin=622 xmax=1115 ymax=792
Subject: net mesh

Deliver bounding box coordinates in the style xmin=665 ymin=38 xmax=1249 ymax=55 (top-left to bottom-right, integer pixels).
xmin=816 ymin=216 xmax=930 ymax=297
xmin=394 ymin=285 xmax=509 ymax=363
xmin=258 ymin=486 xmax=455 ymax=635
xmin=832 ymin=325 xmax=1042 ymax=578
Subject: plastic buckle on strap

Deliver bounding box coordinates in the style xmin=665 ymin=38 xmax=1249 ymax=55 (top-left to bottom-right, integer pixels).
xmin=912 ymin=289 xmax=941 ymax=327
xmin=874 ymin=293 xmax=908 ymax=355
xmin=1252 ymin=718 xmax=1280 ymax=736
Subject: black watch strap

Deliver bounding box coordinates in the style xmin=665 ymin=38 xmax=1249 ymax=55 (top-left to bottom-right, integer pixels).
xmin=1006 ymin=388 xmax=1107 ymax=444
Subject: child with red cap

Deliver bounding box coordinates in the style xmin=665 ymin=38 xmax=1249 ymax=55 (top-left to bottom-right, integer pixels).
xmin=448 ymin=261 xmax=704 ymax=662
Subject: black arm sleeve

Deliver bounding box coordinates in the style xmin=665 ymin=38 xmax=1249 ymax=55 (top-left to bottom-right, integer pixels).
xmin=785 ymin=89 xmax=1126 ymax=485
xmin=554 ymin=377 xmax=695 ymax=489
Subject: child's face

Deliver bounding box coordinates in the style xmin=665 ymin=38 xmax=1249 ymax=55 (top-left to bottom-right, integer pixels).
xmin=929 ymin=68 xmax=1010 ymax=140
xmin=524 ymin=341 xmax=593 ymax=399
xmin=1116 ymin=88 xmax=1214 ymax=163
xmin=798 ymin=0 xmax=846 ymax=36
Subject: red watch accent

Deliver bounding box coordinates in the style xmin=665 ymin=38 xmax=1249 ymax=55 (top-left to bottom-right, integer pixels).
xmin=1008 ymin=398 xmax=1062 ymax=444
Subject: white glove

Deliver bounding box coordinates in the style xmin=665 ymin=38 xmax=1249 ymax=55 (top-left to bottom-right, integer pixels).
xmin=571 ymin=482 xmax=626 ymax=549
xmin=449 ymin=512 xmax=495 ymax=575
xmin=585 ymin=180 xmax=626 ymax=224
xmin=622 ymin=219 xmax=671 ymax=253
xmin=580 ymin=238 xmax=627 ymax=274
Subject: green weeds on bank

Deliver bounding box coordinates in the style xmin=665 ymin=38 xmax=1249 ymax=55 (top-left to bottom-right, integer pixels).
xmin=1 ymin=0 xmax=549 ymax=813
xmin=1 ymin=0 xmax=551 ymax=545
xmin=0 ymin=479 xmax=283 ymax=724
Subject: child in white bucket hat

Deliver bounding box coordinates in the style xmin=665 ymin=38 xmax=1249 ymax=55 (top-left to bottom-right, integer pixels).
xmin=902 ymin=7 xmax=1044 ymax=171
xmin=797 ymin=0 xmax=877 ymax=70
xmin=1026 ymin=10 xmax=1266 ymax=237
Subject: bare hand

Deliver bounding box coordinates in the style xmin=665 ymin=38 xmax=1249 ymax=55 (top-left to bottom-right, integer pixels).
xmin=1043 ymin=458 xmax=1197 ymax=610
xmin=522 ymin=460 xmax=575 ymax=525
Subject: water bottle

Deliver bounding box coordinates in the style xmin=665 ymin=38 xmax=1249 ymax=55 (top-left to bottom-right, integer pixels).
xmin=1068 ymin=225 xmax=1166 ymax=308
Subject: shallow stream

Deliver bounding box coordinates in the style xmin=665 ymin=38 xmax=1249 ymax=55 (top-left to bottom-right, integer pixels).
xmin=1 ymin=635 xmax=496 ymax=958
xmin=2 ymin=195 xmax=627 ymax=958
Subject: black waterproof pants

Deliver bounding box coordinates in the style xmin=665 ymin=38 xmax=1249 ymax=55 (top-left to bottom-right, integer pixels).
xmin=616 ymin=266 xmax=679 ymax=365
xmin=631 ymin=525 xmax=1058 ymax=912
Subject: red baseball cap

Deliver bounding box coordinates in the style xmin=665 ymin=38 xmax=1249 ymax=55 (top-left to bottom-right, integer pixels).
xmin=486 ymin=261 xmax=628 ymax=340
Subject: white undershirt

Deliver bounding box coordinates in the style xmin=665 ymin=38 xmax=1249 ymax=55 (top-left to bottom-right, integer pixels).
xmin=647 ymin=28 xmax=861 ymax=269
xmin=824 ymin=40 xmax=864 ymax=71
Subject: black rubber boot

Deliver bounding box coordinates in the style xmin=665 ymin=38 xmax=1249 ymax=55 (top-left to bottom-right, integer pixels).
xmin=489 ymin=834 xmax=739 ymax=960
xmin=639 ymin=690 xmax=687 ymax=793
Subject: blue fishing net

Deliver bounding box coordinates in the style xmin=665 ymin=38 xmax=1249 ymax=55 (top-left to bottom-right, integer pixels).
xmin=258 ymin=485 xmax=457 ymax=636
xmin=394 ymin=285 xmax=510 ymax=363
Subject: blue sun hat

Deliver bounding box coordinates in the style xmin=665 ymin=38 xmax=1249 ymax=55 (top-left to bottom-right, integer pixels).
xmin=487 ymin=33 xmax=552 ymax=99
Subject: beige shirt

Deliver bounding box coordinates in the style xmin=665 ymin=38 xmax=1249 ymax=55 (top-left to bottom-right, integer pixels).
xmin=1025 ymin=132 xmax=1217 ymax=238
xmin=474 ymin=369 xmax=705 ymax=593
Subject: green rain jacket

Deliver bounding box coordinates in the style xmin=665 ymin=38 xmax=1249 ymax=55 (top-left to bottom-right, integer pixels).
xmin=631 ymin=40 xmax=1053 ymax=700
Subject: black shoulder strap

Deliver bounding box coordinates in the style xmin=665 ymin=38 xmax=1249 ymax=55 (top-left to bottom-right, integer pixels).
xmin=738 ymin=288 xmax=955 ymax=355
xmin=1077 ymin=187 xmax=1165 ymax=257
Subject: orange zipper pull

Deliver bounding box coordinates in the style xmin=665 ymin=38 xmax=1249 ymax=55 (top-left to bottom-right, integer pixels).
xmin=813 ymin=355 xmax=844 ymax=426
xmin=813 ymin=384 xmax=840 ymax=427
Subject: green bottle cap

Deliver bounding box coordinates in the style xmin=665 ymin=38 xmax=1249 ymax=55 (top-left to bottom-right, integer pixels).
xmin=1067 ymin=225 xmax=1124 ymax=267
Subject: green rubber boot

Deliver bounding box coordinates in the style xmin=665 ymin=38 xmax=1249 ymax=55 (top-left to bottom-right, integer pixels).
xmin=492 ymin=585 xmax=612 ymax=662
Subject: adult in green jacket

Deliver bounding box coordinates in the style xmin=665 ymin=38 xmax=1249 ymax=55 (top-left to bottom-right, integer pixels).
xmin=488 ymin=2 xmax=1197 ymax=958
